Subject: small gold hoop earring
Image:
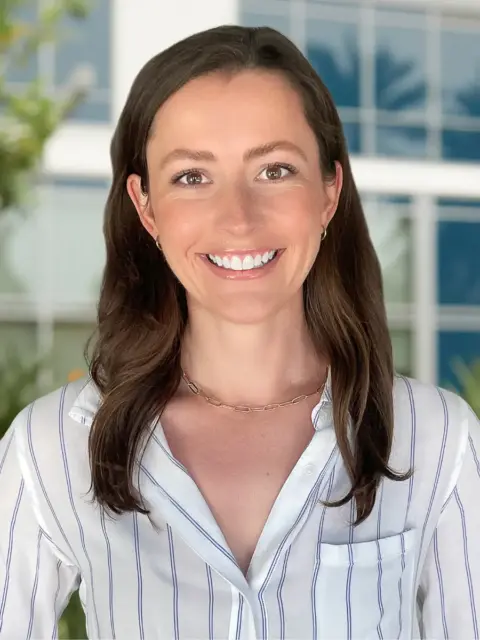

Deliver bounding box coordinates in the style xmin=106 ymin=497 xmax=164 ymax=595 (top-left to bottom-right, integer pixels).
xmin=155 ymin=236 xmax=161 ymax=251
xmin=321 ymin=226 xmax=328 ymax=241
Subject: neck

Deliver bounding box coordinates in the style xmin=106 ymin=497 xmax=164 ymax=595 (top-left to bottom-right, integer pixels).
xmin=181 ymin=299 xmax=327 ymax=407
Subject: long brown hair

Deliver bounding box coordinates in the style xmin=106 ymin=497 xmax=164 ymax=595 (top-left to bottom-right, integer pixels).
xmin=89 ymin=25 xmax=410 ymax=524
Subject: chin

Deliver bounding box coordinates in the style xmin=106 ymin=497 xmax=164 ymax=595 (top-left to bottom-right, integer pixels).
xmin=209 ymin=292 xmax=296 ymax=325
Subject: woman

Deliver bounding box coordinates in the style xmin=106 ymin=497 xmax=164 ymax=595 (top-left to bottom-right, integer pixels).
xmin=0 ymin=25 xmax=479 ymax=640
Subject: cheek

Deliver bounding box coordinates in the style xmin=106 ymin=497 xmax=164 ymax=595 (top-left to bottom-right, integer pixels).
xmin=267 ymin=188 xmax=323 ymax=238
xmin=152 ymin=199 xmax=206 ymax=251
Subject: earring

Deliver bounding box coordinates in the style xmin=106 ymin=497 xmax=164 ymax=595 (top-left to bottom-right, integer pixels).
xmin=321 ymin=226 xmax=328 ymax=241
xmin=155 ymin=236 xmax=161 ymax=251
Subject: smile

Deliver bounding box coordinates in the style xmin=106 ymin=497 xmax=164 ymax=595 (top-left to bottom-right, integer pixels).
xmin=206 ymin=250 xmax=278 ymax=271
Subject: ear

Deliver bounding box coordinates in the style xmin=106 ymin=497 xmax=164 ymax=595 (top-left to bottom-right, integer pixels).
xmin=126 ymin=174 xmax=157 ymax=239
xmin=322 ymin=161 xmax=343 ymax=227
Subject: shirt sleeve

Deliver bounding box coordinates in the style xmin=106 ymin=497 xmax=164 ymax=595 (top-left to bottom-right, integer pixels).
xmin=0 ymin=421 xmax=80 ymax=639
xmin=418 ymin=397 xmax=480 ymax=639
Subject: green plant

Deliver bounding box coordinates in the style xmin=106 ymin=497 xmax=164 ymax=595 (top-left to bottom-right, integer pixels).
xmin=0 ymin=350 xmax=40 ymax=438
xmin=0 ymin=0 xmax=92 ymax=214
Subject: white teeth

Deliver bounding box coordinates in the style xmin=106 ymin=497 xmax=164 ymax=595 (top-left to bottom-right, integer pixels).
xmin=230 ymin=256 xmax=243 ymax=271
xmin=242 ymin=255 xmax=254 ymax=270
xmin=207 ymin=250 xmax=278 ymax=271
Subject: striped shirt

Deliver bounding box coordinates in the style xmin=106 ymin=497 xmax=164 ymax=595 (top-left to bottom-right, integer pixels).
xmin=0 ymin=374 xmax=479 ymax=639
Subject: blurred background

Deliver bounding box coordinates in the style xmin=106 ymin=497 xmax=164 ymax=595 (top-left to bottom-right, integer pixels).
xmin=0 ymin=0 xmax=479 ymax=635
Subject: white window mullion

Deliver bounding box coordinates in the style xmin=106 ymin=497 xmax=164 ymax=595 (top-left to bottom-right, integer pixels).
xmin=411 ymin=194 xmax=437 ymax=384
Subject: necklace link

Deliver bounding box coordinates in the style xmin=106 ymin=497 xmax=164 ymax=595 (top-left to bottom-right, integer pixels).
xmin=181 ymin=370 xmax=325 ymax=412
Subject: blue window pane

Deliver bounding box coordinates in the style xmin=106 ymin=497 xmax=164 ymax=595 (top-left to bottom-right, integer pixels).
xmin=341 ymin=121 xmax=361 ymax=154
xmin=55 ymin=0 xmax=110 ymax=91
xmin=374 ymin=26 xmax=427 ymax=112
xmin=5 ymin=3 xmax=38 ymax=83
xmin=442 ymin=129 xmax=480 ymax=162
xmin=438 ymin=221 xmax=480 ymax=305
xmin=438 ymin=198 xmax=480 ymax=208
xmin=240 ymin=11 xmax=290 ymax=36
xmin=441 ymin=27 xmax=480 ymax=118
xmin=307 ymin=20 xmax=360 ymax=108
xmin=438 ymin=331 xmax=480 ymax=388
xmin=66 ymin=98 xmax=110 ymax=122
xmin=376 ymin=126 xmax=427 ymax=157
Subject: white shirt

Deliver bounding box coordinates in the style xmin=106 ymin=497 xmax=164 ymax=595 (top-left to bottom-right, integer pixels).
xmin=0 ymin=374 xmax=479 ymax=639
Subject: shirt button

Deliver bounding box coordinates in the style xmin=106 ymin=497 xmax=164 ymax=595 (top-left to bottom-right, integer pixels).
xmin=304 ymin=464 xmax=315 ymax=476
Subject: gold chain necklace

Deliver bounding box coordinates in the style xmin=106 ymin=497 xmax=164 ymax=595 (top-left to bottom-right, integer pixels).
xmin=181 ymin=370 xmax=326 ymax=413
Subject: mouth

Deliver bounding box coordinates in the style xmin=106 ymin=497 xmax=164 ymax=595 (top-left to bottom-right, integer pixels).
xmin=205 ymin=249 xmax=280 ymax=272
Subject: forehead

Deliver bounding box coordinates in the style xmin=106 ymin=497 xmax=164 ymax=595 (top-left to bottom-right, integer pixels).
xmin=148 ymin=70 xmax=316 ymax=152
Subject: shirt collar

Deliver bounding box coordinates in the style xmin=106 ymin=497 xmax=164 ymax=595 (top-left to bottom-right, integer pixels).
xmin=69 ymin=377 xmax=102 ymax=427
xmin=69 ymin=367 xmax=333 ymax=431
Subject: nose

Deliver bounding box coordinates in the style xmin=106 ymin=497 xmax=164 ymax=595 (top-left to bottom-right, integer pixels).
xmin=215 ymin=183 xmax=261 ymax=235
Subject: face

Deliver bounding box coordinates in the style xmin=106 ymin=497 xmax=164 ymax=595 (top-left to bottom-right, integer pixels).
xmin=128 ymin=70 xmax=342 ymax=324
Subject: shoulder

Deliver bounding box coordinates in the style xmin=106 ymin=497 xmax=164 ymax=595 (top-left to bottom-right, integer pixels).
xmin=11 ymin=378 xmax=94 ymax=508
xmin=393 ymin=375 xmax=471 ymax=444
xmin=12 ymin=377 xmax=93 ymax=453
xmin=391 ymin=375 xmax=474 ymax=507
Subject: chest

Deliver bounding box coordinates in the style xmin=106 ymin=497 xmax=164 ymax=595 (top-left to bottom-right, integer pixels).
xmin=77 ymin=496 xmax=418 ymax=640
xmin=160 ymin=405 xmax=315 ymax=573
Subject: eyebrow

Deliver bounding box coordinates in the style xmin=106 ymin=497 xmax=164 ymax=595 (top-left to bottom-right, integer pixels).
xmin=159 ymin=140 xmax=308 ymax=169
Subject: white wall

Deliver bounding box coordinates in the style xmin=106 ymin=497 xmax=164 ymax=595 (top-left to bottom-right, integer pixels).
xmin=111 ymin=0 xmax=241 ymax=122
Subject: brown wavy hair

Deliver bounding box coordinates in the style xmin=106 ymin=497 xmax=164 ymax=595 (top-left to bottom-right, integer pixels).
xmin=88 ymin=25 xmax=410 ymax=525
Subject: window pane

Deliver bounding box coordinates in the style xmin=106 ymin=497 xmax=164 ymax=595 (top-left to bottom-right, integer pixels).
xmin=307 ymin=17 xmax=360 ymax=108
xmin=5 ymin=2 xmax=38 ymax=83
xmin=45 ymin=180 xmax=108 ymax=306
xmin=363 ymin=196 xmax=412 ymax=304
xmin=240 ymin=10 xmax=290 ymax=36
xmin=342 ymin=120 xmax=361 ymax=154
xmin=442 ymin=129 xmax=480 ymax=162
xmin=376 ymin=125 xmax=427 ymax=158
xmin=0 ymin=322 xmax=37 ymax=363
xmin=437 ymin=220 xmax=480 ymax=305
xmin=67 ymin=97 xmax=111 ymax=123
xmin=51 ymin=323 xmax=94 ymax=387
xmin=55 ymin=0 xmax=111 ymax=91
xmin=374 ymin=25 xmax=427 ymax=113
xmin=391 ymin=329 xmax=412 ymax=377
xmin=441 ymin=25 xmax=480 ymax=118
xmin=438 ymin=331 xmax=480 ymax=388
xmin=0 ymin=209 xmax=39 ymax=298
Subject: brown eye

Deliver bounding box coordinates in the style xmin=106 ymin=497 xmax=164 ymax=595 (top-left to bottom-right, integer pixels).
xmin=258 ymin=164 xmax=295 ymax=182
xmin=185 ymin=171 xmax=203 ymax=185
xmin=174 ymin=170 xmax=207 ymax=186
xmin=266 ymin=166 xmax=283 ymax=180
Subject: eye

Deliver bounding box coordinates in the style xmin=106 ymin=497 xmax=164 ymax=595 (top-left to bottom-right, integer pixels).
xmin=257 ymin=163 xmax=297 ymax=182
xmin=172 ymin=170 xmax=210 ymax=187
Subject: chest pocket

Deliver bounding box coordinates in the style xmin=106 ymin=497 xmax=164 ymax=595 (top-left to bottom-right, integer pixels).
xmin=313 ymin=529 xmax=417 ymax=640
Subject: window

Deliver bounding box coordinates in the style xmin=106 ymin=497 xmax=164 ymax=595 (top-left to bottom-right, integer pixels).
xmin=391 ymin=329 xmax=412 ymax=377
xmin=437 ymin=220 xmax=480 ymax=305
xmin=362 ymin=195 xmax=412 ymax=304
xmin=0 ymin=178 xmax=108 ymax=387
xmin=441 ymin=21 xmax=480 ymax=161
xmin=0 ymin=179 xmax=109 ymax=307
xmin=5 ymin=0 xmax=111 ymax=123
xmin=51 ymin=323 xmax=95 ymax=387
xmin=241 ymin=0 xmax=480 ymax=162
xmin=438 ymin=331 xmax=480 ymax=387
